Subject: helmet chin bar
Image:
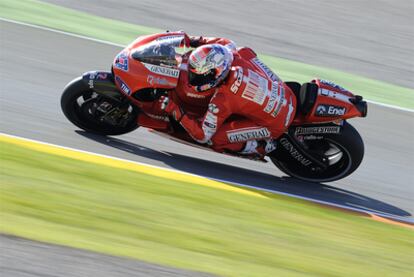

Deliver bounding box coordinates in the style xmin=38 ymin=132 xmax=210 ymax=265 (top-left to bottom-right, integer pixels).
xmin=196 ymin=81 xmax=216 ymax=92
xmin=195 ymin=65 xmax=232 ymax=92
xmin=188 ymin=69 xmax=216 ymax=87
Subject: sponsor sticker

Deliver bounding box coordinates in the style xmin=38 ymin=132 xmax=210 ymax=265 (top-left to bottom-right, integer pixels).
xmin=97 ymin=73 xmax=108 ymax=80
xmin=230 ymin=67 xmax=243 ymax=94
xmin=114 ymin=51 xmax=129 ymax=71
xmin=271 ymin=88 xmax=287 ymax=118
xmin=264 ymin=82 xmax=280 ymax=113
xmin=115 ymin=76 xmax=131 ymax=95
xmin=147 ymin=75 xmax=171 ymax=86
xmin=208 ymin=103 xmax=219 ymax=114
xmin=315 ymin=104 xmax=346 ymax=117
xmin=203 ymin=121 xmax=216 ymax=128
xmin=263 ymin=82 xmax=288 ymax=118
xmin=251 ymin=57 xmax=280 ymax=82
xmin=280 ymin=138 xmax=312 ymax=166
xmin=186 ymin=92 xmax=206 ymax=99
xmin=155 ymin=35 xmax=184 ymax=42
xmin=241 ymin=69 xmax=268 ymax=105
xmin=320 ymin=88 xmax=332 ymax=97
xmin=88 ymin=72 xmax=108 ymax=80
xmin=295 ymin=126 xmax=341 ymax=135
xmin=143 ymin=63 xmax=180 ymax=78
xmin=202 ymin=112 xmax=218 ymax=139
xmin=146 ymin=113 xmax=170 ymax=122
xmin=227 ymin=127 xmax=271 ymax=143
xmin=87 ymin=72 xmax=109 ymax=88
xmin=88 ymin=79 xmax=94 ymax=89
xmin=319 ymin=88 xmax=352 ymax=104
xmin=319 ymin=79 xmax=347 ymax=91
xmin=284 ymin=97 xmax=294 ymax=127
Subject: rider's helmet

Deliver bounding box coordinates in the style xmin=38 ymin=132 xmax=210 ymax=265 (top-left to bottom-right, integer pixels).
xmin=188 ymin=44 xmax=234 ymax=92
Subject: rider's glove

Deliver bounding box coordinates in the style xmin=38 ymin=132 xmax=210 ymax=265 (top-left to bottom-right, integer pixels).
xmin=163 ymin=97 xmax=185 ymax=122
xmin=189 ymin=36 xmax=203 ymax=48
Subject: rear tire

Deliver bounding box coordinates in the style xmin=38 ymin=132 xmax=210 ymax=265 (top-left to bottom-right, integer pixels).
xmin=61 ymin=77 xmax=139 ymax=135
xmin=271 ymin=122 xmax=364 ymax=182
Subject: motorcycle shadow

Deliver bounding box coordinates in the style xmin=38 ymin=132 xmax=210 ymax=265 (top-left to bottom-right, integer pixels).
xmin=76 ymin=131 xmax=411 ymax=218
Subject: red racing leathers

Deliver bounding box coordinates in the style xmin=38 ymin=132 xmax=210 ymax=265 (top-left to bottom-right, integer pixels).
xmin=167 ymin=37 xmax=297 ymax=153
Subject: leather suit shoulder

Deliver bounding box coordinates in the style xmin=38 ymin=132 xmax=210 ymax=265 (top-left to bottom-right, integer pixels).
xmin=237 ymin=47 xmax=257 ymax=60
xmin=221 ymin=65 xmax=245 ymax=96
xmin=225 ymin=66 xmax=244 ymax=85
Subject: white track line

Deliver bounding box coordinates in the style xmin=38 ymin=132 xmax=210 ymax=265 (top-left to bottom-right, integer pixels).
xmin=1 ymin=17 xmax=413 ymax=113
xmin=2 ymin=132 xmax=413 ymax=224
xmin=0 ymin=17 xmax=124 ymax=48
xmin=365 ymin=100 xmax=414 ymax=113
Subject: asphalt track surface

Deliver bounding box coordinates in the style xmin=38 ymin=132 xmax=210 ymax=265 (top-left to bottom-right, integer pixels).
xmin=0 ymin=235 xmax=214 ymax=277
xmin=0 ymin=1 xmax=413 ymax=276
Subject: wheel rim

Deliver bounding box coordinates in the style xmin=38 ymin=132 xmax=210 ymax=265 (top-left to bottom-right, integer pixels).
xmin=276 ymin=138 xmax=353 ymax=183
xmin=72 ymin=91 xmax=137 ymax=129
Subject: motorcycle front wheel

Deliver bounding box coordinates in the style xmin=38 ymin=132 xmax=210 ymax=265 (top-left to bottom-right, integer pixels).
xmin=61 ymin=77 xmax=139 ymax=136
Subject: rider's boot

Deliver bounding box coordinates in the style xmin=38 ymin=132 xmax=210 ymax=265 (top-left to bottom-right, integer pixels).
xmin=239 ymin=139 xmax=277 ymax=157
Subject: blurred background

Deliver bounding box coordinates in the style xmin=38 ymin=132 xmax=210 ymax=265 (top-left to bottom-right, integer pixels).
xmin=44 ymin=0 xmax=413 ymax=87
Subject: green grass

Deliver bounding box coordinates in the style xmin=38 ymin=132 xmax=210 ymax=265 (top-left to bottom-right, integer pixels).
xmin=0 ymin=0 xmax=158 ymax=44
xmin=1 ymin=0 xmax=413 ymax=109
xmin=1 ymin=141 xmax=413 ymax=276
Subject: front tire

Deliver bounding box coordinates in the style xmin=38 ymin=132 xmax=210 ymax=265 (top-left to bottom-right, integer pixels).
xmin=271 ymin=122 xmax=364 ymax=182
xmin=61 ymin=77 xmax=139 ymax=135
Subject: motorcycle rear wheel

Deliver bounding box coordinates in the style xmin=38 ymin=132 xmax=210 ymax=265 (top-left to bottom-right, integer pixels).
xmin=61 ymin=77 xmax=139 ymax=135
xmin=271 ymin=122 xmax=364 ymax=183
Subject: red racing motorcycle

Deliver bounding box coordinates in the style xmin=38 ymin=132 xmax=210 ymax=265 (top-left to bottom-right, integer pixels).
xmin=61 ymin=32 xmax=367 ymax=183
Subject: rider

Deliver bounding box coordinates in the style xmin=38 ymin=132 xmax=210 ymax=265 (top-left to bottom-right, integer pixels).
xmin=165 ymin=35 xmax=297 ymax=157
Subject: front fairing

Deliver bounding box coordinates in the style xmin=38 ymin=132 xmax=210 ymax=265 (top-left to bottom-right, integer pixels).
xmin=112 ymin=32 xmax=192 ymax=97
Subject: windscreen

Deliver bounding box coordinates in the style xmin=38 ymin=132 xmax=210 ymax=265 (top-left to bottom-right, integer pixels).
xmin=131 ymin=34 xmax=189 ymax=68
